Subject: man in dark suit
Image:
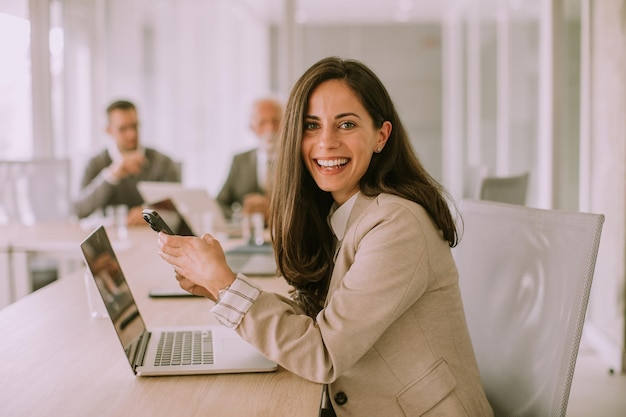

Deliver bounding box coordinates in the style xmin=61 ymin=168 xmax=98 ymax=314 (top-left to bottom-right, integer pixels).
xmin=74 ymin=100 xmax=180 ymax=224
xmin=216 ymin=98 xmax=282 ymax=220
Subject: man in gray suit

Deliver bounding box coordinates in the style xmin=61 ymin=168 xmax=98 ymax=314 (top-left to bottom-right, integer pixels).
xmin=216 ymin=98 xmax=282 ymax=220
xmin=74 ymin=100 xmax=180 ymax=225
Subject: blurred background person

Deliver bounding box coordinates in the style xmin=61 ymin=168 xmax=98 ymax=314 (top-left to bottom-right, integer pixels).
xmin=216 ymin=97 xmax=283 ymax=221
xmin=74 ymin=100 xmax=181 ymax=225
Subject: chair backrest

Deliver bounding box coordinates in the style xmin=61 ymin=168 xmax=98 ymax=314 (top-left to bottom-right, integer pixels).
xmin=479 ymin=172 xmax=529 ymax=205
xmin=453 ymin=199 xmax=604 ymax=417
xmin=0 ymin=159 xmax=72 ymax=224
xmin=464 ymin=164 xmax=489 ymax=199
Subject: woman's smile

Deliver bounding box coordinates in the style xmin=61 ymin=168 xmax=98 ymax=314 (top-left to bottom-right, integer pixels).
xmin=314 ymin=157 xmax=350 ymax=171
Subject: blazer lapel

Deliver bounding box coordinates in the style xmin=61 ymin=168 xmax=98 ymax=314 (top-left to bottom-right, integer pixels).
xmin=245 ymin=149 xmax=259 ymax=192
xmin=326 ymin=193 xmax=376 ymax=300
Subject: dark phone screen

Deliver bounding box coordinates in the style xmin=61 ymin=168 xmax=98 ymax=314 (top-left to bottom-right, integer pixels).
xmin=148 ymin=198 xmax=194 ymax=236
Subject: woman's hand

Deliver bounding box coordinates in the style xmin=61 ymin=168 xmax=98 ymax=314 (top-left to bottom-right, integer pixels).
xmin=157 ymin=232 xmax=236 ymax=300
xmin=174 ymin=271 xmax=215 ymax=300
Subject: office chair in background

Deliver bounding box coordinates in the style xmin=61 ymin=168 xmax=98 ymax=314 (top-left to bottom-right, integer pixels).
xmin=0 ymin=159 xmax=74 ymax=291
xmin=479 ymin=172 xmax=529 ymax=205
xmin=463 ymin=164 xmax=489 ymax=200
xmin=453 ymin=199 xmax=604 ymax=417
xmin=0 ymin=159 xmax=72 ymax=225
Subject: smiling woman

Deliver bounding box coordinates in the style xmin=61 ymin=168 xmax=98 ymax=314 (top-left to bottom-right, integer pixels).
xmin=272 ymin=56 xmax=459 ymax=316
xmin=265 ymin=56 xmax=492 ymax=416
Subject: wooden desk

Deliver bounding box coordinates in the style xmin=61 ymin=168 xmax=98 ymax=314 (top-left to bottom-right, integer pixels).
xmin=0 ymin=228 xmax=321 ymax=417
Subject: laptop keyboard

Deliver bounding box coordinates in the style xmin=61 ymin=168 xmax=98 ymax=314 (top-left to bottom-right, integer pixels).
xmin=154 ymin=330 xmax=214 ymax=366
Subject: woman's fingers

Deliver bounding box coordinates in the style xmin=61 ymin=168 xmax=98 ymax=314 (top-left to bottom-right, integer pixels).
xmin=200 ymin=233 xmax=214 ymax=243
xmin=157 ymin=231 xmax=232 ymax=299
xmin=176 ymin=273 xmax=215 ymax=301
xmin=158 ymin=233 xmax=201 ymax=267
xmin=175 ymin=274 xmax=194 ymax=291
xmin=157 ymin=232 xmax=186 ymax=255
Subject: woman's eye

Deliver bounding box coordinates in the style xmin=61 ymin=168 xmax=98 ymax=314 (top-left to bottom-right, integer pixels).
xmin=304 ymin=121 xmax=319 ymax=130
xmin=339 ymin=121 xmax=356 ymax=129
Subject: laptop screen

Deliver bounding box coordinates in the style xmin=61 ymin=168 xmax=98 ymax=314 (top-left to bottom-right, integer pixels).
xmin=137 ymin=181 xmax=230 ymax=235
xmin=80 ymin=226 xmax=147 ymax=365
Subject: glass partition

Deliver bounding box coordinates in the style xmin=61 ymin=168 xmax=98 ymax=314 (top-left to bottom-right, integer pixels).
xmin=0 ymin=8 xmax=32 ymax=159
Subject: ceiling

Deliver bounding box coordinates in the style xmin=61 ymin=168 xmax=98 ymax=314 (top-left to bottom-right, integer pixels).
xmin=0 ymin=0 xmax=27 ymax=19
xmin=0 ymin=0 xmax=458 ymax=23
xmin=242 ymin=0 xmax=462 ymax=23
xmin=0 ymin=0 xmax=563 ymax=26
xmin=241 ymin=0 xmax=546 ymax=24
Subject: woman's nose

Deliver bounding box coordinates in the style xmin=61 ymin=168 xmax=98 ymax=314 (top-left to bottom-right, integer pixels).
xmin=317 ymin=127 xmax=339 ymax=149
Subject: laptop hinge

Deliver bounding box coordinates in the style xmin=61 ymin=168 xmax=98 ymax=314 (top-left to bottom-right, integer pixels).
xmin=133 ymin=331 xmax=151 ymax=371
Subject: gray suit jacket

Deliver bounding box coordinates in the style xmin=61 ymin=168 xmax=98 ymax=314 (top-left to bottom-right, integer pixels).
xmin=216 ymin=149 xmax=263 ymax=219
xmin=74 ymin=147 xmax=180 ymax=218
xmin=236 ymin=193 xmax=493 ymax=417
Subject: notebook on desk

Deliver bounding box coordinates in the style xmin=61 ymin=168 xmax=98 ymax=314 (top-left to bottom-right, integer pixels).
xmin=80 ymin=225 xmax=277 ymax=376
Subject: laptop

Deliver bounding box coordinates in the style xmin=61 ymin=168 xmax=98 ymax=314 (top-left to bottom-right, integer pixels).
xmin=80 ymin=225 xmax=278 ymax=376
xmin=137 ymin=181 xmax=237 ymax=236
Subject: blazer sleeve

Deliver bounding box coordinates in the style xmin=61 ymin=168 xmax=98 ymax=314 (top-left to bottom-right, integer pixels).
xmin=234 ymin=201 xmax=436 ymax=384
xmin=216 ymin=151 xmax=259 ymax=219
xmin=74 ymin=154 xmax=116 ymax=218
xmin=216 ymin=154 xmax=240 ymax=219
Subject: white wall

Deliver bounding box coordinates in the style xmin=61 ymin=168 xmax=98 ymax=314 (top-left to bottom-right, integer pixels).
xmin=66 ymin=0 xmax=274 ymax=196
xmin=585 ymin=0 xmax=626 ymax=372
xmin=292 ymin=23 xmax=443 ymax=181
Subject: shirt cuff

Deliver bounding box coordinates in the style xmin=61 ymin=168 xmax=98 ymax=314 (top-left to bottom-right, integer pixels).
xmin=103 ymin=167 xmax=120 ymax=185
xmin=211 ymin=273 xmax=261 ymax=329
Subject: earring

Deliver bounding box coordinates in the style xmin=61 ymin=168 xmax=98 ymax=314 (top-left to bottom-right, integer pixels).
xmin=375 ymin=147 xmax=382 ymax=153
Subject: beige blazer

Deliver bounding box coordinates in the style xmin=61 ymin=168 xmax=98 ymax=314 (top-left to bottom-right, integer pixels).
xmin=237 ymin=193 xmax=493 ymax=417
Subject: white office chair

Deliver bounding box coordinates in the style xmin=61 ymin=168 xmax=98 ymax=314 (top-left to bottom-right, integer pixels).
xmin=0 ymin=159 xmax=72 ymax=224
xmin=479 ymin=172 xmax=529 ymax=205
xmin=463 ymin=163 xmax=489 ymax=199
xmin=453 ymin=199 xmax=604 ymax=417
xmin=0 ymin=159 xmax=74 ymax=291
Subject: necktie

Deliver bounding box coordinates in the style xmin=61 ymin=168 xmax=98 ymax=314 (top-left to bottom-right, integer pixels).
xmin=264 ymin=158 xmax=274 ymax=193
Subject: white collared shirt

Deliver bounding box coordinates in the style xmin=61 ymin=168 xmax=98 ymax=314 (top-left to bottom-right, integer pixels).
xmin=328 ymin=192 xmax=359 ymax=242
xmin=256 ymin=148 xmax=271 ymax=191
xmin=328 ymin=192 xmax=359 ymax=262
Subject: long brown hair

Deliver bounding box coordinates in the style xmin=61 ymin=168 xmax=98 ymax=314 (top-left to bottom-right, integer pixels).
xmin=269 ymin=57 xmax=457 ymax=317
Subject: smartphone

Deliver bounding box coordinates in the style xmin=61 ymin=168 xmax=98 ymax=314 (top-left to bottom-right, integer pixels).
xmin=142 ymin=209 xmax=175 ymax=235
